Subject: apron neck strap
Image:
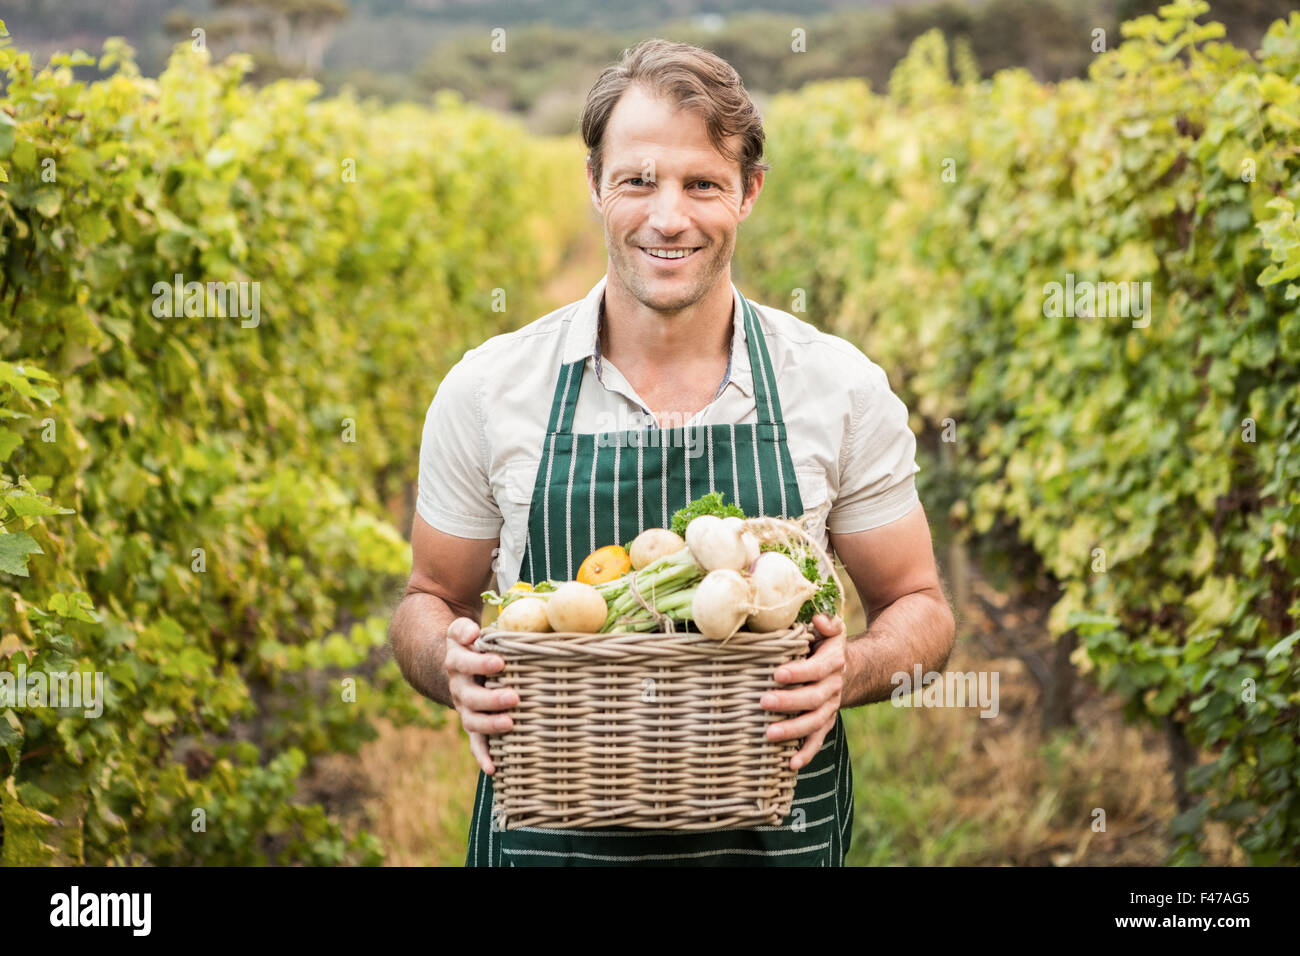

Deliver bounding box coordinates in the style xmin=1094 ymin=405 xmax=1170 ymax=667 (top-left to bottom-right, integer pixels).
xmin=547 ymin=358 xmax=585 ymax=434
xmin=740 ymin=291 xmax=783 ymax=427
xmin=546 ymin=288 xmax=785 ymax=435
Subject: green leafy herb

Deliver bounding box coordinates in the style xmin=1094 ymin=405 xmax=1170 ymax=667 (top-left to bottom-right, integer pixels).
xmin=670 ymin=491 xmax=745 ymax=537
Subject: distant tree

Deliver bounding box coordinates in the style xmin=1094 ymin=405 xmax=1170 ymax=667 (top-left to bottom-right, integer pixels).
xmin=166 ymin=0 xmax=348 ymax=76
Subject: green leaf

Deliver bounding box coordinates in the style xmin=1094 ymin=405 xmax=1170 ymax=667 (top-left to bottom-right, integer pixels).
xmin=1264 ymin=630 xmax=1300 ymax=662
xmin=1169 ymin=799 xmax=1209 ymax=838
xmin=4 ymin=489 xmax=73 ymax=517
xmin=47 ymin=592 xmax=99 ymax=624
xmin=33 ymin=189 xmax=62 ymax=218
xmin=0 ymin=532 xmax=42 ymax=576
xmin=0 ymin=709 xmax=23 ymax=766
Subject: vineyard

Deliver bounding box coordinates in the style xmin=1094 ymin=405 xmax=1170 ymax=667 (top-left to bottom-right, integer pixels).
xmin=2 ymin=0 xmax=1298 ymax=865
xmin=0 ymin=28 xmax=588 ymax=863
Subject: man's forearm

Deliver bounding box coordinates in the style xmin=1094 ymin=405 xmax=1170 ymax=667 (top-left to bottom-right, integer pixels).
xmin=389 ymin=591 xmax=464 ymax=708
xmin=841 ymin=589 xmax=955 ymax=708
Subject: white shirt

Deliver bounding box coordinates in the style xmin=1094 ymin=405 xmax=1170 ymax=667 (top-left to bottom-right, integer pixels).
xmin=417 ymin=275 xmax=921 ymax=591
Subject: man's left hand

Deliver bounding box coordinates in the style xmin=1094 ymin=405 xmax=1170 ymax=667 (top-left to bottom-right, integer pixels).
xmin=761 ymin=613 xmax=847 ymax=770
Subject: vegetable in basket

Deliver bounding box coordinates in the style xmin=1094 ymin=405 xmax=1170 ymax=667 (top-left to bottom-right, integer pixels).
xmin=481 ymin=493 xmax=843 ymax=637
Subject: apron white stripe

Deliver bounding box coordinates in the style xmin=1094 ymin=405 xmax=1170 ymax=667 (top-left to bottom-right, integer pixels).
xmin=684 ymin=428 xmax=691 ymax=508
xmin=613 ymin=440 xmax=621 ymax=545
xmin=752 ymin=432 xmax=765 ymax=516
xmin=471 ymin=773 xmax=483 ymax=866
xmin=541 ymin=434 xmax=556 ymax=579
xmin=707 ymin=427 xmax=715 ymax=492
xmin=793 ymin=787 xmax=839 ymax=806
xmin=565 ymin=443 xmax=578 ymax=579
xmin=556 ymin=362 xmax=575 ymax=432
xmin=589 ymin=442 xmax=598 ymax=556
xmin=839 ymin=720 xmax=852 ymax=809
xmin=636 ymin=441 xmax=644 ymax=533
xmin=839 ymin=727 xmax=852 ymax=848
xmin=793 ymin=762 xmax=836 ymax=781
xmin=750 ymin=301 xmax=778 ymax=425
xmin=747 ymin=302 xmax=788 ymax=516
xmin=729 ymin=423 xmax=739 ymax=507
xmin=775 ymin=431 xmax=788 ymax=517
xmin=829 ymin=730 xmax=840 ymax=864
xmin=544 ymin=362 xmax=575 ymax=583
xmin=661 ymin=440 xmax=669 ymax=528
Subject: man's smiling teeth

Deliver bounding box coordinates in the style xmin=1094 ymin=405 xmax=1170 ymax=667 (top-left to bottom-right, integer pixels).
xmin=644 ymin=248 xmax=697 ymax=259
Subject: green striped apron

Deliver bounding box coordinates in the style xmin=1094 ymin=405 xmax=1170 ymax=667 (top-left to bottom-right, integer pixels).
xmin=466 ymin=291 xmax=853 ymax=866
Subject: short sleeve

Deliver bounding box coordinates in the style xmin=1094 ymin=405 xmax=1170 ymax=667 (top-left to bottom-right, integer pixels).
xmin=416 ymin=356 xmax=503 ymax=539
xmin=827 ymin=359 xmax=921 ymax=535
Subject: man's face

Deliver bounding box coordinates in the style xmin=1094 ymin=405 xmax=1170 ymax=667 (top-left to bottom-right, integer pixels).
xmin=588 ymin=83 xmax=762 ymax=314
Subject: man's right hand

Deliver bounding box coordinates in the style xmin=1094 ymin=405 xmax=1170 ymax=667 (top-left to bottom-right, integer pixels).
xmin=444 ymin=616 xmax=519 ymax=775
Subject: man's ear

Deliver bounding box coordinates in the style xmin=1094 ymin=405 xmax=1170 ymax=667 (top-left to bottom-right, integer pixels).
xmin=738 ymin=167 xmax=764 ymax=222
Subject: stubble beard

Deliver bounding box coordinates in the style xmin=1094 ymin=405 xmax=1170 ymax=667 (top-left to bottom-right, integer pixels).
xmin=607 ymin=225 xmax=734 ymax=316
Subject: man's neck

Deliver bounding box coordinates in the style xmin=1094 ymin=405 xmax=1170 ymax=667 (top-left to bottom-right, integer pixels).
xmin=599 ymin=273 xmax=734 ymax=372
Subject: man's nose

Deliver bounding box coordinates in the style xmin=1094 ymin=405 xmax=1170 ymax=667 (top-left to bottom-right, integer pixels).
xmin=646 ymin=181 xmax=691 ymax=237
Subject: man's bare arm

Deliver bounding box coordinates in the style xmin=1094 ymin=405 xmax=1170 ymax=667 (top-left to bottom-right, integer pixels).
xmin=829 ymin=503 xmax=956 ymax=709
xmin=389 ymin=513 xmax=498 ymax=707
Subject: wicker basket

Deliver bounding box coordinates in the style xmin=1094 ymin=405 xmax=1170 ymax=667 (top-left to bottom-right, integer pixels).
xmin=473 ymin=622 xmax=815 ymax=831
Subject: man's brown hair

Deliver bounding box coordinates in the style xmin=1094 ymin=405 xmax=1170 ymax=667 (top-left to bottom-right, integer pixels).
xmin=580 ymin=38 xmax=770 ymax=200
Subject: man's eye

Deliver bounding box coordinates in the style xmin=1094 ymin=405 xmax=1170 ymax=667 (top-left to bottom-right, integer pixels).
xmin=693 ymin=181 xmax=716 ymax=190
xmin=625 ymin=177 xmax=647 ymax=186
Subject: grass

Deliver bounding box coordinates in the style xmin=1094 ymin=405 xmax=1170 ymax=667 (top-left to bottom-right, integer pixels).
xmin=313 ymin=714 xmax=479 ymax=867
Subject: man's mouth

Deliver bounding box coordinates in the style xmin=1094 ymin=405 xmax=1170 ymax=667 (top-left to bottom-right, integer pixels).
xmin=640 ymin=246 xmax=701 ymax=263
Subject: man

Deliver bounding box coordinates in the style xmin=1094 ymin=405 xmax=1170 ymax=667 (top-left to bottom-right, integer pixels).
xmin=389 ymin=38 xmax=955 ymax=866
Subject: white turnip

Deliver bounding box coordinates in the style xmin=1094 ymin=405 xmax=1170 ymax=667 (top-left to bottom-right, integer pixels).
xmin=685 ymin=515 xmax=749 ymax=572
xmin=722 ymin=516 xmax=761 ymax=567
xmin=691 ymin=569 xmax=756 ymax=640
xmin=746 ymin=552 xmax=818 ymax=632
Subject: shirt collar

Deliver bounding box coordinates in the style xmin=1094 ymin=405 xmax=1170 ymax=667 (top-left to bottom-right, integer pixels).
xmin=561 ymin=274 xmax=754 ymax=398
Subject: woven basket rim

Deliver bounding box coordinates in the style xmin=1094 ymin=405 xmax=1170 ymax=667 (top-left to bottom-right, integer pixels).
xmin=475 ymin=622 xmax=815 ymax=660
xmin=478 ymin=621 xmax=814 ymax=641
